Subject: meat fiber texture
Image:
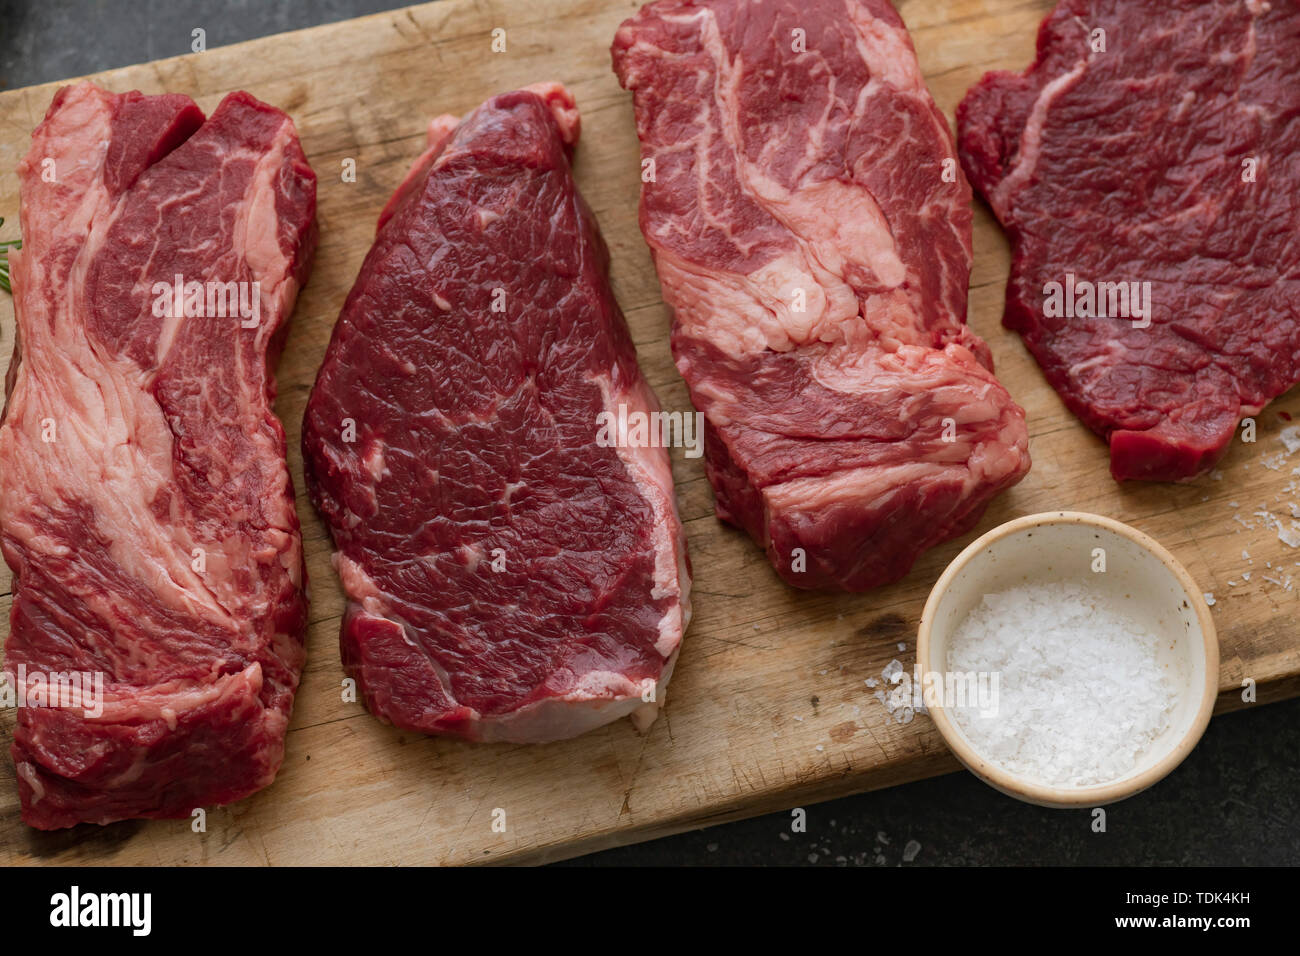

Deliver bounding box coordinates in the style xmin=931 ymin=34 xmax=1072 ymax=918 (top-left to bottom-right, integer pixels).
xmin=612 ymin=0 xmax=1030 ymax=592
xmin=0 ymin=83 xmax=317 ymax=828
xmin=959 ymin=0 xmax=1300 ymax=481
xmin=302 ymin=85 xmax=692 ymax=745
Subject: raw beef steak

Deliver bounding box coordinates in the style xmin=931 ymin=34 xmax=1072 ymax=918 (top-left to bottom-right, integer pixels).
xmin=0 ymin=83 xmax=316 ymax=829
xmin=612 ymin=0 xmax=1030 ymax=591
xmin=959 ymin=0 xmax=1300 ymax=481
xmin=302 ymin=85 xmax=692 ymax=744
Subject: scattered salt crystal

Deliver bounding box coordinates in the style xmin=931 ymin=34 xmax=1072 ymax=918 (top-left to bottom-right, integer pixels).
xmin=1280 ymin=522 xmax=1300 ymax=548
xmin=1282 ymin=425 xmax=1300 ymax=454
xmin=1242 ymin=549 xmax=1251 ymax=560
xmin=897 ymin=642 xmax=907 ymax=651
xmin=1203 ymin=592 xmax=1216 ymax=606
xmin=872 ymin=658 xmax=923 ymax=723
xmin=815 ymin=744 xmax=824 ymax=752
xmin=947 ymin=582 xmax=1177 ymax=788
xmin=902 ymin=839 xmax=922 ymax=862
xmin=877 ymin=831 xmax=890 ymax=845
xmin=1243 ymin=572 xmax=1252 ymax=581
xmin=865 ymin=678 xmax=879 ymax=689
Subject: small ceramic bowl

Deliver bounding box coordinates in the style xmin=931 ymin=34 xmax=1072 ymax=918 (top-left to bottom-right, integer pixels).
xmin=917 ymin=511 xmax=1219 ymax=807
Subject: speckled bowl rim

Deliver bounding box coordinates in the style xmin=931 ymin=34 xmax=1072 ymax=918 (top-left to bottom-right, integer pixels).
xmin=917 ymin=511 xmax=1220 ymax=808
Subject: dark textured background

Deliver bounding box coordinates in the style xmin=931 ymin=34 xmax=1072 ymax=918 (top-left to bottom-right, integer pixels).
xmin=1 ymin=0 xmax=1296 ymax=867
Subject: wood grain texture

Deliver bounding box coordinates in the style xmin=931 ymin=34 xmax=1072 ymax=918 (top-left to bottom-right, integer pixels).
xmin=1 ymin=0 xmax=1296 ymax=866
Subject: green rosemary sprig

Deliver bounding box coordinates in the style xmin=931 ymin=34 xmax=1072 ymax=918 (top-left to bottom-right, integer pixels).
xmin=0 ymin=216 xmax=21 ymax=294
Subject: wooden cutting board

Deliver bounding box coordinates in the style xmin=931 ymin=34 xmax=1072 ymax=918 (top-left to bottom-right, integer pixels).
xmin=1 ymin=0 xmax=1297 ymax=866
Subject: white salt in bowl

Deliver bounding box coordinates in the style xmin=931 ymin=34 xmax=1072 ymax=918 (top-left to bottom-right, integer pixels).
xmin=917 ymin=512 xmax=1218 ymax=807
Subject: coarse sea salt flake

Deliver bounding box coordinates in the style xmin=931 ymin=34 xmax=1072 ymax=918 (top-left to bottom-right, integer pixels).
xmin=946 ymin=581 xmax=1176 ymax=788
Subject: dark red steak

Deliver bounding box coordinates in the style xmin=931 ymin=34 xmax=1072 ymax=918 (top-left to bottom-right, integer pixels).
xmin=302 ymin=85 xmax=691 ymax=744
xmin=612 ymin=0 xmax=1030 ymax=591
xmin=1 ymin=82 xmax=316 ymax=829
xmin=959 ymin=0 xmax=1300 ymax=481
